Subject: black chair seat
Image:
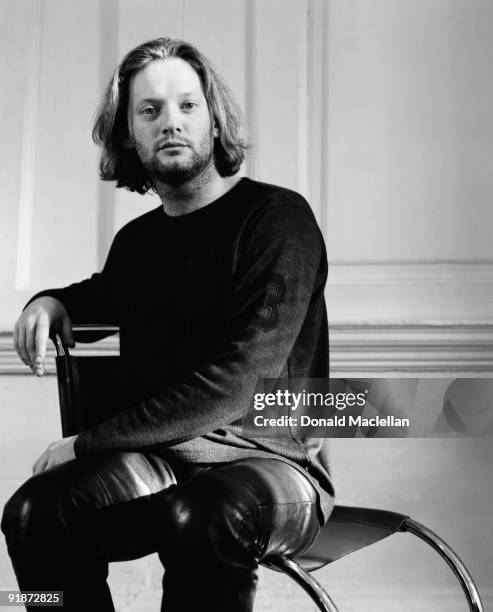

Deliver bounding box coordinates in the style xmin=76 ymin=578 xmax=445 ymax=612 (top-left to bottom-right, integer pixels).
xmin=297 ymin=506 xmax=409 ymax=571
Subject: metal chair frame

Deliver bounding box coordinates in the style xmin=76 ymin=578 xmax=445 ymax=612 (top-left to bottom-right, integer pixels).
xmin=52 ymin=327 xmax=485 ymax=612
xmin=266 ymin=515 xmax=484 ymax=612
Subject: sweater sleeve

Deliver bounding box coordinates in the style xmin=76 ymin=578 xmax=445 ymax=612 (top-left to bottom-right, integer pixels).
xmin=74 ymin=199 xmax=327 ymax=456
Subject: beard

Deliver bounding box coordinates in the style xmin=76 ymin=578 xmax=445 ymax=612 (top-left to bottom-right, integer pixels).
xmin=135 ymin=131 xmax=215 ymax=187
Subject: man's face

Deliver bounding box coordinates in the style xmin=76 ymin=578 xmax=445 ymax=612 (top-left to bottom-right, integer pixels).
xmin=127 ymin=57 xmax=218 ymax=185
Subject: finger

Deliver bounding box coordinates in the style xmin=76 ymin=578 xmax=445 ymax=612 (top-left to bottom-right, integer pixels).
xmin=13 ymin=323 xmax=28 ymax=367
xmin=16 ymin=325 xmax=32 ymax=368
xmin=34 ymin=315 xmax=49 ymax=376
xmin=26 ymin=321 xmax=37 ymax=370
xmin=61 ymin=316 xmax=75 ymax=348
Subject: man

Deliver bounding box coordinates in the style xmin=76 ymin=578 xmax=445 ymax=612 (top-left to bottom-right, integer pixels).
xmin=2 ymin=37 xmax=333 ymax=611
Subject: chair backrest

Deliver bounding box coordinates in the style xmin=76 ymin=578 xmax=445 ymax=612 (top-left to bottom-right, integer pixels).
xmin=53 ymin=325 xmax=121 ymax=436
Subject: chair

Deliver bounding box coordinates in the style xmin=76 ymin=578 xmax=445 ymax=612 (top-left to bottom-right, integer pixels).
xmin=52 ymin=326 xmax=484 ymax=612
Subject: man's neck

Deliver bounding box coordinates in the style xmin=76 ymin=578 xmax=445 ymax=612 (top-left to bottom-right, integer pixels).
xmin=154 ymin=167 xmax=241 ymax=217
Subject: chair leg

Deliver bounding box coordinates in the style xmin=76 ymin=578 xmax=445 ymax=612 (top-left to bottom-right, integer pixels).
xmin=265 ymin=557 xmax=340 ymax=612
xmin=403 ymin=518 xmax=484 ymax=612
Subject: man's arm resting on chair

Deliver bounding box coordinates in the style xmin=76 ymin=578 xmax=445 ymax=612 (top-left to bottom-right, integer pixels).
xmin=14 ymin=225 xmax=123 ymax=376
xmin=13 ymin=228 xmax=122 ymax=473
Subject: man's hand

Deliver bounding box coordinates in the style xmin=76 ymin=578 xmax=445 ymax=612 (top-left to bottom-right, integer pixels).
xmin=32 ymin=435 xmax=77 ymax=475
xmin=13 ymin=296 xmax=75 ymax=376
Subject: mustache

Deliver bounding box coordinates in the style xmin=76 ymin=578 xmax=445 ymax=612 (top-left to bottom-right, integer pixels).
xmin=155 ymin=139 xmax=190 ymax=152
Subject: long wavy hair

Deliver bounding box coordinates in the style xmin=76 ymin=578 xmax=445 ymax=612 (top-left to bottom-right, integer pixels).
xmin=92 ymin=37 xmax=248 ymax=194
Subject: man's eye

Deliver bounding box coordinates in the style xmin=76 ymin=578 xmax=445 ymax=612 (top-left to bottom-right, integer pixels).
xmin=181 ymin=102 xmax=196 ymax=110
xmin=140 ymin=106 xmax=157 ymax=116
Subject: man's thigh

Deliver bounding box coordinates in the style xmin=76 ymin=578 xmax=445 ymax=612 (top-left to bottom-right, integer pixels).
xmin=4 ymin=454 xmax=321 ymax=566
xmin=2 ymin=451 xmax=178 ymax=562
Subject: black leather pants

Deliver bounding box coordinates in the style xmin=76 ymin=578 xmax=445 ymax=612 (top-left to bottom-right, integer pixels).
xmin=1 ymin=453 xmax=321 ymax=611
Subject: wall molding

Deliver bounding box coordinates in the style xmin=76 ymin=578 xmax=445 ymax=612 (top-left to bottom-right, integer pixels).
xmin=330 ymin=322 xmax=493 ymax=375
xmin=2 ymin=324 xmax=492 ymax=376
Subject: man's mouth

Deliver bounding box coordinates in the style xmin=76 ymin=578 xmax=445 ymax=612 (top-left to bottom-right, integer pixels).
xmin=157 ymin=142 xmax=188 ymax=151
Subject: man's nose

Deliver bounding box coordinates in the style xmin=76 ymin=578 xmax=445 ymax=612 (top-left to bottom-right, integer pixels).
xmin=161 ymin=106 xmax=182 ymax=134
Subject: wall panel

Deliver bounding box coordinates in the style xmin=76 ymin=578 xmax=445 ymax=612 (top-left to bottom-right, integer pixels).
xmin=325 ymin=0 xmax=493 ymax=262
xmin=28 ymin=0 xmax=101 ymax=288
xmin=324 ymin=0 xmax=493 ymax=322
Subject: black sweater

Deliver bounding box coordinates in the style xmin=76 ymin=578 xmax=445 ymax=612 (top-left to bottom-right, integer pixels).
xmin=36 ymin=178 xmax=334 ymax=521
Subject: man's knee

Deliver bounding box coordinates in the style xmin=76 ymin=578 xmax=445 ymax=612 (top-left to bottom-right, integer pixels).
xmin=2 ymin=452 xmax=175 ymax=549
xmin=160 ymin=466 xmax=277 ymax=567
xmin=159 ymin=459 xmax=321 ymax=566
xmin=161 ymin=481 xmax=254 ymax=567
xmin=1 ymin=475 xmax=57 ymax=550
